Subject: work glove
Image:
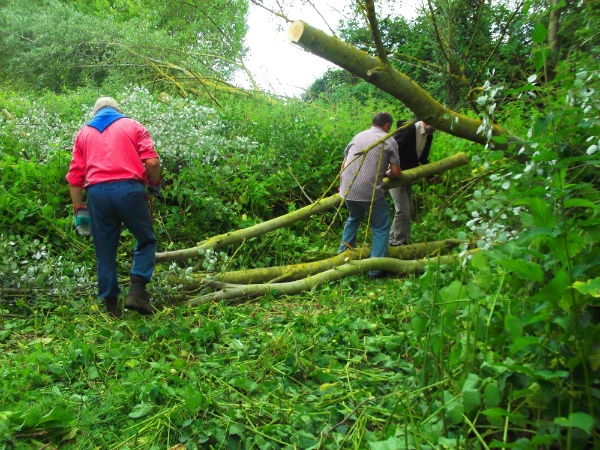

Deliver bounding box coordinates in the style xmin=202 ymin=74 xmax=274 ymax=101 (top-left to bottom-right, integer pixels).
xmin=146 ymin=178 xmax=162 ymax=198
xmin=426 ymin=176 xmax=442 ymax=186
xmin=74 ymin=205 xmax=91 ymax=236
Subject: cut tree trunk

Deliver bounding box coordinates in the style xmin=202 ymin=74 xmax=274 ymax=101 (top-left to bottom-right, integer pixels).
xmin=187 ymin=250 xmax=480 ymax=304
xmin=176 ymin=239 xmax=465 ymax=287
xmin=155 ymin=152 xmax=469 ymax=263
xmin=288 ymin=20 xmax=520 ymax=149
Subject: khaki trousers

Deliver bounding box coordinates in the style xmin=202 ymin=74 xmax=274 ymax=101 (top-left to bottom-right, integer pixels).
xmin=388 ymin=184 xmax=413 ymax=245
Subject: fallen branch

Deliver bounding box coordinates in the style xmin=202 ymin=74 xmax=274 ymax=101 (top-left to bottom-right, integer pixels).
xmin=155 ymin=153 xmax=470 ymax=263
xmin=187 ymin=250 xmax=480 ymax=304
xmin=177 ymin=239 xmax=465 ymax=288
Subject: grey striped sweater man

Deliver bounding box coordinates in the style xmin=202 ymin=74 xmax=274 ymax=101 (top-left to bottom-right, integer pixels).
xmin=338 ymin=112 xmax=401 ymax=279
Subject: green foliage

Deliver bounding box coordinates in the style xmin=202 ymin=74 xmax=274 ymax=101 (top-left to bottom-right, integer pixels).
xmin=306 ymin=0 xmax=532 ymax=108
xmin=0 ymin=0 xmax=248 ymax=92
xmin=60 ymin=0 xmax=248 ymax=60
xmin=0 ymin=2 xmax=599 ymax=449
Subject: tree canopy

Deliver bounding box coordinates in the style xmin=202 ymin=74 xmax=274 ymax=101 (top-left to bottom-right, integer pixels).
xmin=0 ymin=0 xmax=249 ymax=92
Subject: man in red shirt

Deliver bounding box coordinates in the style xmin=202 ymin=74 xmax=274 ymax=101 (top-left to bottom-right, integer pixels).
xmin=66 ymin=97 xmax=162 ymax=317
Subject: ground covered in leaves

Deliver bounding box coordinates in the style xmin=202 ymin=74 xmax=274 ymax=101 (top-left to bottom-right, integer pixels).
xmin=1 ymin=276 xmax=447 ymax=450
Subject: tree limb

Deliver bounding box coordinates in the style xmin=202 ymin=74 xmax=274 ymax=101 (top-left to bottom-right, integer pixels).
xmin=187 ymin=250 xmax=481 ymax=304
xmin=248 ymin=0 xmax=292 ymax=22
xmin=288 ymin=20 xmax=521 ymax=147
xmin=176 ymin=239 xmax=465 ymax=287
xmin=362 ymin=0 xmax=390 ymax=66
xmin=155 ymin=153 xmax=470 ymax=263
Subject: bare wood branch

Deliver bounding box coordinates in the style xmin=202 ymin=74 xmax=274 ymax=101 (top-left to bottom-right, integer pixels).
xmin=0 ymin=29 xmax=37 ymax=44
xmin=287 ymin=164 xmax=313 ymax=203
xmin=423 ymin=0 xmax=459 ymax=80
xmin=248 ymin=0 xmax=292 ymax=22
xmin=472 ymin=0 xmax=524 ymax=87
xmin=306 ymin=0 xmax=337 ymax=37
xmin=322 ymin=396 xmax=374 ymax=437
xmin=193 ymin=7 xmax=260 ymax=92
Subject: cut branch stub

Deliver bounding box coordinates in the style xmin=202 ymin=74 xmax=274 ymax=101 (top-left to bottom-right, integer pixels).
xmin=288 ymin=20 xmax=519 ymax=148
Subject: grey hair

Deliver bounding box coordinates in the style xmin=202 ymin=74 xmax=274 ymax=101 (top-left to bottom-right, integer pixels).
xmin=92 ymin=97 xmax=119 ymax=115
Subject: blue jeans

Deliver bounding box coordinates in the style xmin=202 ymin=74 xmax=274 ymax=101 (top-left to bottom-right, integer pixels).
xmin=338 ymin=198 xmax=390 ymax=276
xmin=87 ymin=180 xmax=156 ymax=299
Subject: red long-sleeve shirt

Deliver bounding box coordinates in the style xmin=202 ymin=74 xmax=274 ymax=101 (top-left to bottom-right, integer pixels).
xmin=66 ymin=118 xmax=159 ymax=188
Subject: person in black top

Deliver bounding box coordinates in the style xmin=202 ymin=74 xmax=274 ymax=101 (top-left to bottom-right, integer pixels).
xmin=388 ymin=120 xmax=435 ymax=246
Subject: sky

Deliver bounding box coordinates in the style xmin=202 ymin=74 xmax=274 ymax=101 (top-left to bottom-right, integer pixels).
xmin=236 ymin=1 xmax=419 ymax=98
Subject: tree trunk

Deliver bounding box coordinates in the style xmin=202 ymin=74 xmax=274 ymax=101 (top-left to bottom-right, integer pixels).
xmin=155 ymin=153 xmax=469 ymax=263
xmin=288 ymin=21 xmax=520 ymax=148
xmin=548 ymin=0 xmax=561 ymax=54
xmin=187 ymin=250 xmax=480 ymax=304
xmin=176 ymin=239 xmax=465 ymax=287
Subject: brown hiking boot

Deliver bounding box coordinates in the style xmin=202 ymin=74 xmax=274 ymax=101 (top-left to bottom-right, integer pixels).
xmin=124 ymin=275 xmax=156 ymax=315
xmin=105 ymin=296 xmax=122 ymax=318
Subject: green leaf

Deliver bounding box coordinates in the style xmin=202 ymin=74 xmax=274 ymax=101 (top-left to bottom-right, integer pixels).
xmin=128 ymin=403 xmax=153 ymax=419
xmin=531 ymin=270 xmax=570 ymax=303
xmin=510 ymin=336 xmax=540 ymax=354
xmin=573 ymin=278 xmax=600 ymax=298
xmin=229 ymin=423 xmax=245 ymax=436
xmin=172 ymin=358 xmax=187 ymax=370
xmin=470 ymin=252 xmax=488 ymax=270
xmin=461 ymin=374 xmax=482 ymax=412
xmin=38 ymin=407 xmax=74 ymax=426
xmin=463 ymin=373 xmax=481 ymax=391
xmin=482 ymin=407 xmax=525 ymax=420
xmin=498 ymin=259 xmax=544 ymax=282
xmin=484 ymin=382 xmax=502 ymax=408
xmin=555 ymin=412 xmax=594 ymax=435
xmin=87 ymin=366 xmax=99 ymax=381
xmin=369 ymin=436 xmax=399 ymax=450
xmin=564 ymin=198 xmax=599 ymax=209
xmin=446 ymin=401 xmax=465 ymax=424
xmin=0 ymin=330 xmax=11 ymax=342
xmin=535 ymin=370 xmax=569 ymax=380
xmin=184 ymin=388 xmax=205 ymax=411
xmin=533 ymin=48 xmax=550 ymax=71
xmin=463 ymin=389 xmax=482 ymax=413
xmin=349 ymin=332 xmax=360 ymax=348
xmin=531 ymin=23 xmax=548 ymax=43
xmin=229 ymin=339 xmax=244 ymax=351
xmin=491 ymin=134 xmax=508 ymax=144
xmin=440 ymin=280 xmax=463 ymax=303
xmin=437 ymin=437 xmax=458 ymax=448
xmin=531 ymin=197 xmax=555 ymax=227
xmin=411 ymin=314 xmax=427 ymax=337
xmin=231 ymin=377 xmax=258 ymax=392
xmin=504 ymin=315 xmax=523 ymax=340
